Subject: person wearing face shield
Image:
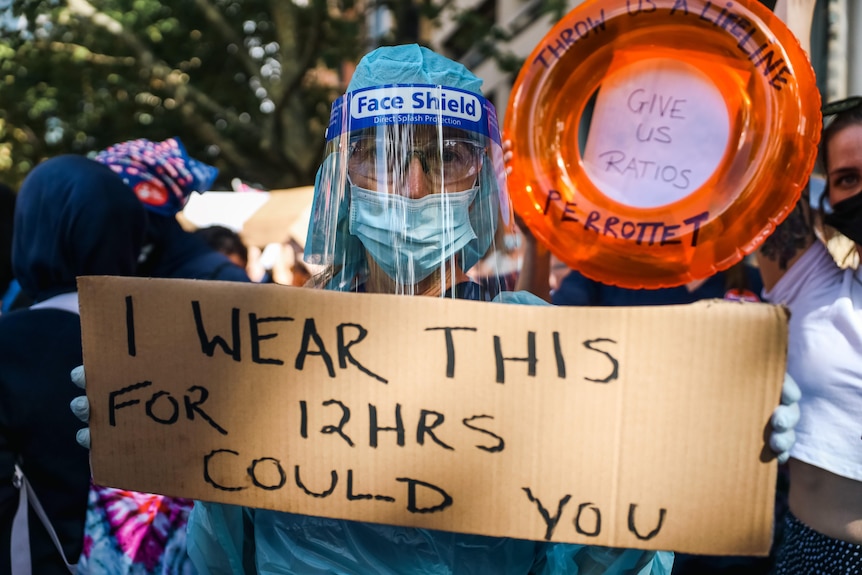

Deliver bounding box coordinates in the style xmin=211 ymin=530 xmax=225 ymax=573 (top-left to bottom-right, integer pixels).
xmin=184 ymin=45 xmax=673 ymax=575
xmin=302 ymin=46 xmax=511 ymax=301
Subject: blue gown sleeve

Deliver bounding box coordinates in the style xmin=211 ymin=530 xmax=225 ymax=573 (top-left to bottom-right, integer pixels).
xmin=551 ymin=271 xmax=601 ymax=306
xmin=187 ymin=501 xmax=253 ymax=575
xmin=537 ymin=543 xmax=673 ymax=574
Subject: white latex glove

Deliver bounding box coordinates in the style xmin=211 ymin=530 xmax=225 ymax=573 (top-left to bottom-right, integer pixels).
xmin=70 ymin=365 xmax=91 ymax=449
xmin=769 ymin=373 xmax=801 ymax=464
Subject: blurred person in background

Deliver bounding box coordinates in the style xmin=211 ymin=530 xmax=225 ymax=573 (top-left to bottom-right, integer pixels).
xmin=0 ymin=183 xmax=20 ymax=314
xmin=286 ymin=238 xmax=312 ymax=286
xmin=249 ymin=238 xmax=314 ymax=286
xmin=95 ymin=137 xmax=250 ymax=283
xmin=0 ymin=155 xmax=147 ymax=574
xmin=0 ymin=183 xmax=33 ymax=314
xmin=73 ymin=137 xmax=252 ymax=574
xmin=193 ymin=224 xmax=249 ymax=270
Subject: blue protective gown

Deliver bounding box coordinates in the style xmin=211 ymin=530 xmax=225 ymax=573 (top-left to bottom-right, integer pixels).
xmin=187 ymin=289 xmax=673 ymax=575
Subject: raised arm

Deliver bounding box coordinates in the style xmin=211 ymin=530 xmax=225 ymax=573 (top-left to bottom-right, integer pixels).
xmin=514 ymin=216 xmax=552 ymax=303
xmin=756 ymin=0 xmax=819 ymax=291
xmin=756 ymin=198 xmax=816 ymax=291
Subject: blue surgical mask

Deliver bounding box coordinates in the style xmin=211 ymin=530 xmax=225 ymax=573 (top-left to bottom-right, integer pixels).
xmin=348 ymin=184 xmax=478 ymax=283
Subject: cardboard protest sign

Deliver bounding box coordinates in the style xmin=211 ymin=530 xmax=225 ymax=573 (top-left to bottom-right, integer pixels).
xmin=79 ymin=276 xmax=787 ymax=555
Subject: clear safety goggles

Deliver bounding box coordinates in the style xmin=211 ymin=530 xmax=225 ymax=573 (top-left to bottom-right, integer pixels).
xmin=346 ymin=131 xmax=485 ymax=192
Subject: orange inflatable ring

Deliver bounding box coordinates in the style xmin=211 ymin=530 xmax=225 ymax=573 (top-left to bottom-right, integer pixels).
xmin=504 ymin=0 xmax=821 ymax=289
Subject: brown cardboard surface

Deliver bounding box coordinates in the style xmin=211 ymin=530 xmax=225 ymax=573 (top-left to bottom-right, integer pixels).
xmin=78 ymin=276 xmax=787 ymax=555
xmin=175 ymin=187 xmax=314 ymax=247
xmin=240 ymin=186 xmax=314 ymax=247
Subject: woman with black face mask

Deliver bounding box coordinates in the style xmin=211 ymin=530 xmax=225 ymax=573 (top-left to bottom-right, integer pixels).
xmin=757 ymin=96 xmax=862 ymax=574
xmin=819 ymin=102 xmax=862 ymax=247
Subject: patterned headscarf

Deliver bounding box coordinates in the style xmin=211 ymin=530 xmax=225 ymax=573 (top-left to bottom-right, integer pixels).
xmin=95 ymin=137 xmax=219 ymax=216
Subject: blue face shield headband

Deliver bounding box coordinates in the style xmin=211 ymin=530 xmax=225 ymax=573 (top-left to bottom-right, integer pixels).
xmin=328 ymin=85 xmax=499 ymax=140
xmin=305 ymin=84 xmax=512 ymax=293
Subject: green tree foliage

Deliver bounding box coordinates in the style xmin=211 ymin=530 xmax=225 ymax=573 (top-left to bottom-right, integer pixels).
xmin=0 ymin=0 xmax=367 ymax=189
xmin=0 ymin=0 xmax=784 ymax=190
xmin=0 ymin=0 xmax=534 ymax=190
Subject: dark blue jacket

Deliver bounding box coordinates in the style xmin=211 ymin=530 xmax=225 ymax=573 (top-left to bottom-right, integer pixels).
xmin=552 ymin=266 xmax=763 ymax=307
xmin=139 ymin=214 xmax=251 ymax=282
xmin=0 ymin=156 xmax=146 ymax=573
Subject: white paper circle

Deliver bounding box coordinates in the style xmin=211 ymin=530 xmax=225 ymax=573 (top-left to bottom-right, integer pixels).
xmin=582 ymin=58 xmax=730 ymax=209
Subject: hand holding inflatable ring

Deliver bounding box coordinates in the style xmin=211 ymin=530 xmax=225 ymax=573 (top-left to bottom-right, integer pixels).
xmin=504 ymin=0 xmax=821 ymax=288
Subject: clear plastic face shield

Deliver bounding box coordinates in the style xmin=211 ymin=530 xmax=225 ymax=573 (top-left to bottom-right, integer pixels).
xmin=305 ymin=84 xmax=513 ymax=298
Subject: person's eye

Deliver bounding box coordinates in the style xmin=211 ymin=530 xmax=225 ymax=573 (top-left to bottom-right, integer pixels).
xmin=350 ymin=140 xmax=376 ymax=162
xmin=834 ymin=173 xmax=860 ymax=189
xmin=441 ymin=141 xmax=473 ymax=164
xmin=440 ymin=150 xmax=460 ymax=164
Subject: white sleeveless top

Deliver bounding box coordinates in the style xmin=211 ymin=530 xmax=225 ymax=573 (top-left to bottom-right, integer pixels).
xmin=766 ymin=241 xmax=862 ymax=481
